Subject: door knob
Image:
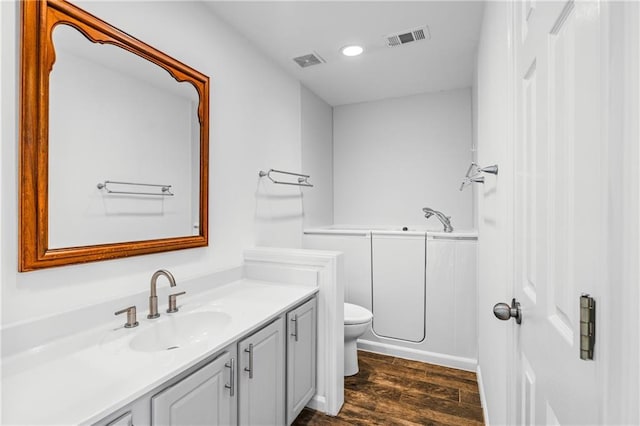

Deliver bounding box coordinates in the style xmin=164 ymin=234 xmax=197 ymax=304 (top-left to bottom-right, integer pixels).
xmin=493 ymin=298 xmax=522 ymax=324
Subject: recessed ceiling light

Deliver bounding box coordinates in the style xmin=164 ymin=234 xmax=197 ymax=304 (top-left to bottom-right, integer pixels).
xmin=341 ymin=45 xmax=364 ymax=57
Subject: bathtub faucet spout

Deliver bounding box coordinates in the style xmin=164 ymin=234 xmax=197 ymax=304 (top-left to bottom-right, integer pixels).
xmin=422 ymin=207 xmax=453 ymax=233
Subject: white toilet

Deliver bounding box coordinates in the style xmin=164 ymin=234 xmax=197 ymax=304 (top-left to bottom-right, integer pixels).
xmin=343 ymin=302 xmax=373 ymax=376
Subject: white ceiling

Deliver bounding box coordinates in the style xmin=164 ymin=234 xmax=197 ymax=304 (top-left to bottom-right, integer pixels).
xmin=205 ymin=1 xmax=485 ymax=106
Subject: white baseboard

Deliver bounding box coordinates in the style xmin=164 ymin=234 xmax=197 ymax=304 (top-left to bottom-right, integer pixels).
xmin=476 ymin=364 xmax=490 ymax=425
xmin=306 ymin=395 xmax=328 ymax=415
xmin=357 ymin=339 xmax=477 ymax=372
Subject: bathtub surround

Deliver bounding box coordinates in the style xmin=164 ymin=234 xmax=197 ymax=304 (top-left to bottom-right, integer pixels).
xmin=0 ymin=1 xmax=331 ymax=326
xmin=304 ymin=228 xmax=478 ymax=371
xmin=333 ymin=88 xmax=474 ymax=229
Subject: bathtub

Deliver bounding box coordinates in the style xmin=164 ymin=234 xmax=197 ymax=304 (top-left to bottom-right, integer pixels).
xmin=303 ymin=226 xmax=478 ymax=371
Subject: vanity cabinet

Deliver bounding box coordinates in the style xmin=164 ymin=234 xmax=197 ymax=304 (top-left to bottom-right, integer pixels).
xmin=94 ymin=296 xmax=317 ymax=426
xmin=238 ymin=318 xmax=286 ymax=425
xmin=286 ymin=298 xmax=317 ymax=425
xmin=151 ymin=350 xmax=237 ymax=425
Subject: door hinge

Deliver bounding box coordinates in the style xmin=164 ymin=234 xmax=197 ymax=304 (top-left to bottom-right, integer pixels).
xmin=580 ymin=294 xmax=596 ymax=360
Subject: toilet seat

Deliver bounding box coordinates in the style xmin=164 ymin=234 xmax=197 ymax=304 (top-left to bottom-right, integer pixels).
xmin=344 ymin=303 xmax=373 ymax=325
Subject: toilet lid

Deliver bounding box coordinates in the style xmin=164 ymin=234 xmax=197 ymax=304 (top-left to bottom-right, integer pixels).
xmin=344 ymin=303 xmax=373 ymax=325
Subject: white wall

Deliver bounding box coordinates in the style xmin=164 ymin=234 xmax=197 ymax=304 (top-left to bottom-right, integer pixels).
xmin=474 ymin=3 xmax=511 ymax=425
xmin=0 ymin=8 xmax=4 ymax=415
xmin=1 ymin=1 xmax=305 ymax=325
xmin=603 ymin=4 xmax=640 ymax=424
xmin=301 ymin=86 xmax=333 ymax=228
xmin=333 ymin=88 xmax=473 ymax=229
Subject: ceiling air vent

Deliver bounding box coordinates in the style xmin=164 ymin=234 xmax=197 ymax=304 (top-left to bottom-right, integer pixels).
xmin=385 ymin=26 xmax=430 ymax=48
xmin=293 ymin=52 xmax=325 ymax=68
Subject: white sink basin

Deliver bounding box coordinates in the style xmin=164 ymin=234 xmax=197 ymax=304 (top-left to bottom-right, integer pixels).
xmin=129 ymin=311 xmax=231 ymax=352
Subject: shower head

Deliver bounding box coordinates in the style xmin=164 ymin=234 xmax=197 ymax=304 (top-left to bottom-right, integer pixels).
xmin=422 ymin=207 xmax=434 ymax=218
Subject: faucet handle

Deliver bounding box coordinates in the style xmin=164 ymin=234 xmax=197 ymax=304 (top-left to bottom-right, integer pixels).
xmin=167 ymin=291 xmax=186 ymax=313
xmin=115 ymin=306 xmax=139 ymax=328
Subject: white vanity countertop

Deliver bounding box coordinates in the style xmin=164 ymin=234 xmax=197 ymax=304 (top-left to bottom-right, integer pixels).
xmin=2 ymin=279 xmax=317 ymax=425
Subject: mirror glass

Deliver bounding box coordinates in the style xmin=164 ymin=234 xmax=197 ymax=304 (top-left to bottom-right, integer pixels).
xmin=48 ymin=24 xmax=201 ymax=249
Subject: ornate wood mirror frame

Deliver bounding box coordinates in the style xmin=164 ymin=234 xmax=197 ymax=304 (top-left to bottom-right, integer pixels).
xmin=20 ymin=0 xmax=209 ymax=271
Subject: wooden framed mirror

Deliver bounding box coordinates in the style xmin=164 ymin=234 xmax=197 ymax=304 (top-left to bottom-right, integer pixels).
xmin=20 ymin=0 xmax=209 ymax=271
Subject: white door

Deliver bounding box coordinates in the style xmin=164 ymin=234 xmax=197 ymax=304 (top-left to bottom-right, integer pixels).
xmin=286 ymin=298 xmax=317 ymax=425
xmin=239 ymin=318 xmax=285 ymax=426
xmin=151 ymin=351 xmax=235 ymax=425
xmin=371 ymin=232 xmax=426 ymax=342
xmin=509 ymin=1 xmax=604 ymax=424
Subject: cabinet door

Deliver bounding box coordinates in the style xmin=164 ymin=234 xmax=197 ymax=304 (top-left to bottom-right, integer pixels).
xmin=286 ymin=298 xmax=317 ymax=425
xmin=238 ymin=318 xmax=285 ymax=426
xmin=151 ymin=351 xmax=236 ymax=426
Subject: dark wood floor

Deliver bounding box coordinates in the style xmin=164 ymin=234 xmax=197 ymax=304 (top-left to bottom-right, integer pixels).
xmin=293 ymin=350 xmax=484 ymax=426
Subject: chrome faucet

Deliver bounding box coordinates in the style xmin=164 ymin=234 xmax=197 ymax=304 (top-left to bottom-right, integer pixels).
xmin=423 ymin=207 xmax=454 ymax=233
xmin=148 ymin=269 xmax=177 ymax=319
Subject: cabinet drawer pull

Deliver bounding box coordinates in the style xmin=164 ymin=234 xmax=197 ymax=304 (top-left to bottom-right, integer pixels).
xmin=291 ymin=314 xmax=299 ymax=342
xmin=224 ymin=357 xmax=235 ymax=396
xmin=244 ymin=344 xmax=253 ymax=379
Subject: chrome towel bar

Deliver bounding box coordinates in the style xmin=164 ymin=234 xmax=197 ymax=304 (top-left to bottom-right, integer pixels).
xmin=97 ymin=180 xmax=174 ymax=196
xmin=259 ymin=169 xmax=313 ymax=187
